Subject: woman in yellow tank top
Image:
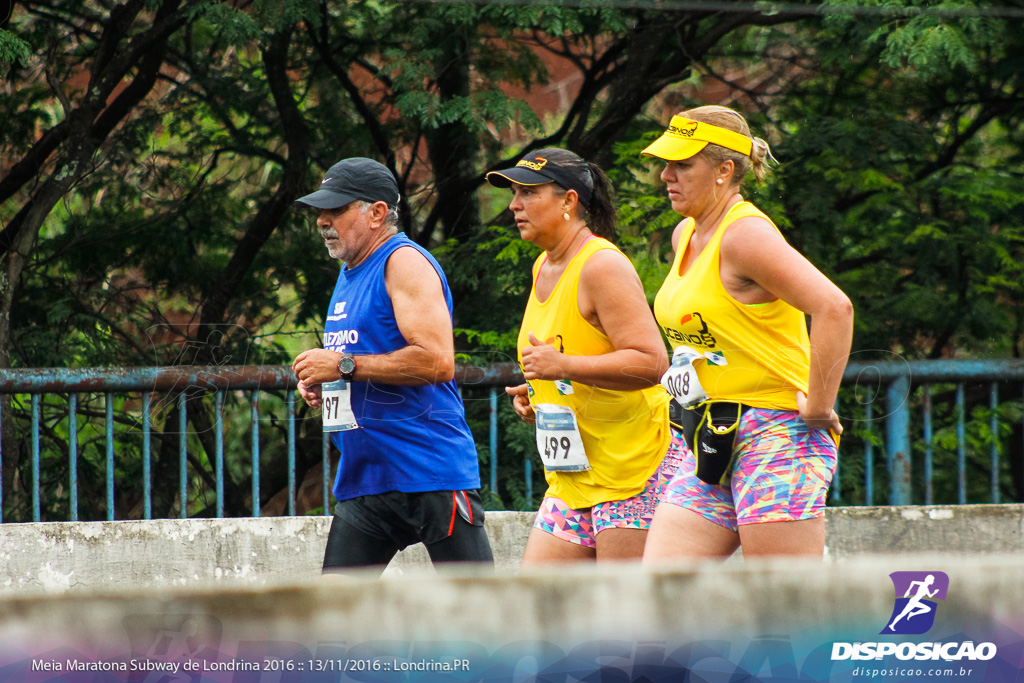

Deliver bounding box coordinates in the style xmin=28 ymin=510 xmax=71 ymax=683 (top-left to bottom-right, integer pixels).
xmin=486 ymin=148 xmax=675 ymax=566
xmin=640 ymin=106 xmax=854 ymax=560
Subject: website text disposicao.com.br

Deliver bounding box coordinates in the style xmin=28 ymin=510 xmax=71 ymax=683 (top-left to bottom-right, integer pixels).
xmin=851 ymin=665 xmax=978 ymax=679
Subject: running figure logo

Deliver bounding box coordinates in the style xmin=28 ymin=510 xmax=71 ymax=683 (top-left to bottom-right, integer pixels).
xmin=881 ymin=571 xmax=949 ymax=635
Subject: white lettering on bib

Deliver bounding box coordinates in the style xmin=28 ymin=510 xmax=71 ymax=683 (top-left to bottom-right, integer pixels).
xmin=533 ymin=404 xmax=590 ymax=472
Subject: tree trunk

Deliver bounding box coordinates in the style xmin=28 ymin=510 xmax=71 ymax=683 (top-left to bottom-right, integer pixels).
xmin=421 ymin=31 xmax=480 ymax=247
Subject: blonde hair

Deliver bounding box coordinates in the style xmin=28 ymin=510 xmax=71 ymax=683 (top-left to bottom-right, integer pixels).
xmin=680 ymin=105 xmax=774 ymax=186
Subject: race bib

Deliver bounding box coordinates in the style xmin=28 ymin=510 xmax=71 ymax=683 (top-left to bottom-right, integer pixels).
xmin=321 ymin=380 xmax=360 ymax=432
xmin=661 ymin=346 xmax=709 ymax=408
xmin=534 ymin=404 xmax=591 ymax=472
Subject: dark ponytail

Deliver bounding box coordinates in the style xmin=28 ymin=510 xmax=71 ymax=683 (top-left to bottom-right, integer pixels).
xmin=584 ymin=162 xmax=617 ymax=241
xmin=531 ymin=147 xmax=618 ymax=243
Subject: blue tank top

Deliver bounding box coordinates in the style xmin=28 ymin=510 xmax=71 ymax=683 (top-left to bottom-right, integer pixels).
xmin=323 ymin=233 xmax=481 ymax=501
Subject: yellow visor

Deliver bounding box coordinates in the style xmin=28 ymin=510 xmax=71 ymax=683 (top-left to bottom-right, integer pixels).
xmin=642 ymin=115 xmax=753 ymax=160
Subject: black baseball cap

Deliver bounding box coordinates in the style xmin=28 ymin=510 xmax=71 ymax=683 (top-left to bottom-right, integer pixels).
xmin=295 ymin=157 xmax=400 ymax=210
xmin=485 ymin=149 xmax=593 ymax=208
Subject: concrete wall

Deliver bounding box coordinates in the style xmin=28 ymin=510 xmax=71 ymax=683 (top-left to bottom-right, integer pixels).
xmin=825 ymin=504 xmax=1024 ymax=555
xmin=1 ymin=555 xmax=1023 ymax=666
xmin=2 ymin=507 xmax=1024 ymax=679
xmin=2 ymin=505 xmax=1024 ymax=595
xmin=0 ymin=513 xmax=533 ymax=595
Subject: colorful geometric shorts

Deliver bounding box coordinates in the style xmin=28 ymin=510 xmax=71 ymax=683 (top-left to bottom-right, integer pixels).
xmin=660 ymin=408 xmax=837 ymax=531
xmin=532 ymin=449 xmax=682 ymax=547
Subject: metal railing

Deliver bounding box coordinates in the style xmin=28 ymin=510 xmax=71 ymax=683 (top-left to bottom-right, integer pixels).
xmin=1 ymin=360 xmax=1022 ymax=523
xmin=835 ymin=359 xmax=1024 ymax=506
xmin=0 ymin=364 xmax=520 ymax=523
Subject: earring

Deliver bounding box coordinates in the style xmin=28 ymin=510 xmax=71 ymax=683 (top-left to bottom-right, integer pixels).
xmin=716 ymin=179 xmax=723 ymax=185
xmin=563 ymin=212 xmax=570 ymax=221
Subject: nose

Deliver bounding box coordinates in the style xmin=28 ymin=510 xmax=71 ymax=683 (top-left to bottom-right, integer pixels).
xmin=660 ymin=163 xmax=675 ymax=183
xmin=316 ymin=209 xmax=332 ymax=228
xmin=508 ymin=190 xmax=522 ymax=212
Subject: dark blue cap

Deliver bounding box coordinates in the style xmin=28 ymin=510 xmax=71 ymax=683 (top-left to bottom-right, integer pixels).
xmin=295 ymin=157 xmax=399 ymax=209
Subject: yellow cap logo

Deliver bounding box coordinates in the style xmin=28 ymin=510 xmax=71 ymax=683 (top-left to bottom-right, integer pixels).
xmin=516 ymin=157 xmax=548 ymax=171
xmin=666 ymin=120 xmax=699 ymax=138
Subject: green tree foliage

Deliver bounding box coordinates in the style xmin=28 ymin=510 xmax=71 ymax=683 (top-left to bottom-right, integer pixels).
xmin=774 ymin=6 xmax=1024 ymax=360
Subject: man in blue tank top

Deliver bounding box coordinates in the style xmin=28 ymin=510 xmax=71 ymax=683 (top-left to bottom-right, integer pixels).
xmin=291 ymin=157 xmax=493 ymax=576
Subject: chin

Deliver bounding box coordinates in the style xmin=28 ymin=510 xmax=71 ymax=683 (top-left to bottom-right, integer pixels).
xmin=669 ymin=199 xmax=689 ymax=215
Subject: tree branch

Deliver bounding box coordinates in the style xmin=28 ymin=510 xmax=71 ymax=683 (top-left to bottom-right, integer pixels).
xmin=196 ymin=29 xmax=309 ymax=344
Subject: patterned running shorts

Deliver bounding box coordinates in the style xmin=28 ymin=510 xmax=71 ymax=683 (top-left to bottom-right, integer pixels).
xmin=532 ymin=449 xmax=682 ymax=547
xmin=660 ymin=408 xmax=837 ymax=531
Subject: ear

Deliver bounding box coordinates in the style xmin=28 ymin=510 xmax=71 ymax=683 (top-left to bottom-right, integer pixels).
xmin=367 ymin=201 xmax=390 ymax=229
xmin=717 ymin=160 xmax=735 ymax=184
xmin=561 ymin=188 xmax=580 ymax=214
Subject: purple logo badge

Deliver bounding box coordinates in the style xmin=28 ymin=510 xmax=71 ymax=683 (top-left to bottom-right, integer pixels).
xmin=881 ymin=571 xmax=949 ymax=635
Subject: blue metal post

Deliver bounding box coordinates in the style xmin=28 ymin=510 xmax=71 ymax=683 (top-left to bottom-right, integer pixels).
xmin=0 ymin=396 xmax=3 ymax=524
xmin=830 ymin=398 xmax=841 ymax=503
xmin=69 ymin=394 xmax=78 ymax=521
xmin=215 ymin=391 xmax=224 ymax=518
xmin=525 ymin=457 xmax=533 ymax=509
xmin=489 ymin=389 xmax=498 ymax=494
xmin=864 ymin=401 xmax=873 ymax=505
xmin=922 ymin=386 xmax=933 ymax=505
xmin=178 ymin=392 xmax=187 ymax=518
xmin=322 ymin=432 xmax=330 ymax=512
xmin=287 ymin=392 xmax=296 ymax=516
xmin=32 ymin=394 xmax=40 ymax=522
xmin=956 ymin=384 xmax=966 ymax=504
xmin=886 ymin=374 xmax=911 ymax=505
xmin=106 ymin=393 xmax=115 ymax=520
xmin=990 ymin=383 xmax=999 ymax=504
xmin=142 ymin=393 xmax=151 ymax=520
xmin=251 ymin=391 xmax=260 ymax=518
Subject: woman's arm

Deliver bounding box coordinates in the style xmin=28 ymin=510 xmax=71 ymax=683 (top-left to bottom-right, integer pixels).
xmin=721 ymin=218 xmax=853 ymax=432
xmin=519 ymin=249 xmax=668 ymax=391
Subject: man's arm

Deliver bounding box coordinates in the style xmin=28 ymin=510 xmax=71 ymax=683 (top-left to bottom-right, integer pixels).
xmin=292 ymin=246 xmax=455 ymax=387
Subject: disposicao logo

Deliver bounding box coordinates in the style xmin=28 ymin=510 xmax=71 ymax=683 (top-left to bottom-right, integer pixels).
xmin=882 ymin=571 xmax=948 ymax=635
xmin=831 ymin=571 xmax=997 ymax=663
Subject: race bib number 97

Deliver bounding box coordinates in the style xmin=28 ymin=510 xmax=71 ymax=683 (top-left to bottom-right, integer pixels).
xmin=321 ymin=380 xmax=360 ymax=432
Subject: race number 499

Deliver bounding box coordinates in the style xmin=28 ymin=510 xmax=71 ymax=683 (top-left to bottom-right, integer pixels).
xmin=543 ymin=435 xmax=573 ymax=461
xmin=534 ymin=404 xmax=590 ymax=472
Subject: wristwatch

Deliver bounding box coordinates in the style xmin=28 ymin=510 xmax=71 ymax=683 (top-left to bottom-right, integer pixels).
xmin=337 ymin=353 xmax=357 ymax=381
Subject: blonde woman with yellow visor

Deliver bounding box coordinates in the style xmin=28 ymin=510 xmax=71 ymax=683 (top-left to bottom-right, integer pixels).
xmin=641 ymin=106 xmax=854 ymax=561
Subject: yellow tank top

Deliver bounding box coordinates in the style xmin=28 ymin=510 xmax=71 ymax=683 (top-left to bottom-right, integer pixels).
xmin=653 ymin=202 xmax=810 ymax=410
xmin=518 ymin=237 xmax=671 ymax=509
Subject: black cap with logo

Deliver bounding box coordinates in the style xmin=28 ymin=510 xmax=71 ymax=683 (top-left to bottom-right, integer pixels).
xmin=295 ymin=158 xmax=400 ymax=210
xmin=485 ymin=149 xmax=593 ymax=208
